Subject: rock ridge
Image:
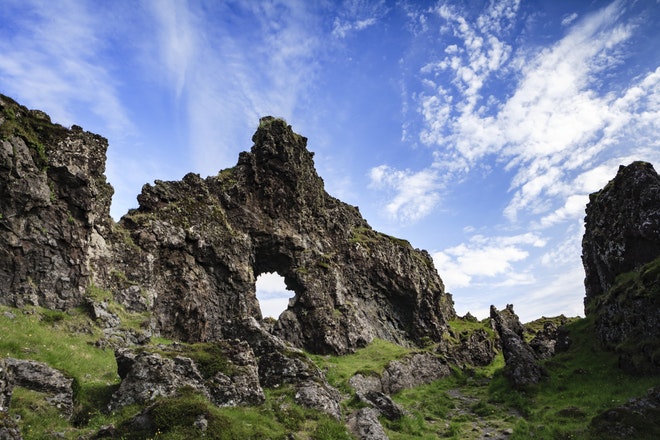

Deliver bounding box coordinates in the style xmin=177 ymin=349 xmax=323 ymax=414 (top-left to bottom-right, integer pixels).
xmin=0 ymin=96 xmax=455 ymax=357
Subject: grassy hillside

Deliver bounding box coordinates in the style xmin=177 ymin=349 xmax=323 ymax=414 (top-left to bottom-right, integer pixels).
xmin=1 ymin=305 xmax=658 ymax=439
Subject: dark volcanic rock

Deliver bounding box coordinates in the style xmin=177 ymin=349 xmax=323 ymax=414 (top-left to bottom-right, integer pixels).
xmin=490 ymin=305 xmax=545 ymax=388
xmin=380 ymin=352 xmax=451 ymax=394
xmin=111 ymin=342 xmax=264 ymax=410
xmin=347 ymin=408 xmax=389 ymax=440
xmin=589 ymin=387 xmax=660 ymax=439
xmin=583 ymin=162 xmax=660 ymax=308
xmin=438 ymin=326 xmax=498 ymax=367
xmin=582 ymin=161 xmax=660 ymax=373
xmin=109 ymin=116 xmax=454 ymax=354
xmin=0 ymin=96 xmax=455 ymax=355
xmin=3 ymin=358 xmax=75 ymax=418
xmin=0 ymin=95 xmax=113 ymax=310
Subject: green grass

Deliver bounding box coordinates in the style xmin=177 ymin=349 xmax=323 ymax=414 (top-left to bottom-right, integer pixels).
xmin=0 ymin=304 xmax=354 ymax=439
xmin=309 ymin=338 xmax=413 ymax=393
xmin=2 ymin=300 xmax=658 ymax=439
xmin=488 ymin=315 xmax=660 ymax=439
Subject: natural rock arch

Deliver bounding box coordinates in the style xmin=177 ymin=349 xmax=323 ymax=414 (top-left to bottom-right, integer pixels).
xmin=0 ymin=97 xmax=455 ymax=355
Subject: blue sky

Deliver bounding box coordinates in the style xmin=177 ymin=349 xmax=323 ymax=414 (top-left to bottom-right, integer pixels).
xmin=1 ymin=0 xmax=659 ymax=322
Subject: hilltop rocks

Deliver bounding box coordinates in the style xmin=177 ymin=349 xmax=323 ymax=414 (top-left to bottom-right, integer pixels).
xmin=582 ymin=161 xmax=660 ymax=372
xmin=490 ymin=305 xmax=545 ymax=388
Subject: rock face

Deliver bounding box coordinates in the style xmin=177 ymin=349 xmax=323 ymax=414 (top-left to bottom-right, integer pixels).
xmin=582 ymin=161 xmax=660 ymax=372
xmin=0 ymin=95 xmax=113 ymax=310
xmin=108 ymin=116 xmax=454 ymax=354
xmin=490 ymin=305 xmax=545 ymax=388
xmin=1 ymin=95 xmax=455 ymax=356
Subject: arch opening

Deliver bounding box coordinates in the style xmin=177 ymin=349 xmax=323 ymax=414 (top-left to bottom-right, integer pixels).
xmin=255 ymin=272 xmax=294 ymax=319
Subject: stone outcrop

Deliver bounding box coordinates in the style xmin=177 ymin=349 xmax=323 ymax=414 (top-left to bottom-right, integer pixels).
xmin=347 ymin=408 xmax=389 ymax=440
xmin=490 ymin=305 xmax=545 ymax=388
xmin=582 ymin=161 xmax=660 ymax=373
xmin=111 ymin=341 xmax=264 ymax=410
xmin=0 ymin=95 xmax=113 ymax=310
xmin=348 ymin=351 xmax=451 ymax=401
xmin=437 ymin=320 xmax=499 ymax=367
xmin=1 ymin=358 xmax=74 ymax=419
xmin=107 ymin=116 xmax=454 ymax=354
xmin=0 ymin=95 xmax=455 ymax=356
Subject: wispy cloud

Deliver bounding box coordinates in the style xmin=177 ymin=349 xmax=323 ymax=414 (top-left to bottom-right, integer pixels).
xmin=0 ymin=0 xmax=131 ymax=135
xmin=146 ymin=1 xmax=325 ymax=175
xmin=331 ymin=0 xmax=388 ymax=39
xmin=368 ymin=165 xmax=443 ymax=222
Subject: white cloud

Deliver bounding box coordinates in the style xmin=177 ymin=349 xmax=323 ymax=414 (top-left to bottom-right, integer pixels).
xmin=331 ymin=0 xmax=387 ymax=39
xmin=368 ymin=165 xmax=442 ymax=222
xmin=432 ymin=232 xmax=545 ymax=291
xmin=561 ymin=13 xmax=579 ymax=27
xmin=406 ymin=0 xmax=660 ymax=231
xmin=0 ymin=0 xmax=131 ymax=134
xmin=146 ymin=1 xmax=324 ymax=175
xmin=256 ymin=272 xmax=292 ymax=319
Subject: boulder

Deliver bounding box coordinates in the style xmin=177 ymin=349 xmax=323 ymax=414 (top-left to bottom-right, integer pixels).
xmin=347 ymin=408 xmax=389 ymax=440
xmin=380 ymin=352 xmax=451 ymax=394
xmin=294 ymin=380 xmax=343 ymax=421
xmin=529 ymin=322 xmax=559 ymax=359
xmin=590 ymin=387 xmax=660 ymax=439
xmin=110 ymin=349 xmax=209 ymax=409
xmin=0 ymin=359 xmax=11 ymax=413
xmin=110 ymin=341 xmax=265 ymax=410
xmin=3 ymin=358 xmax=74 ymax=418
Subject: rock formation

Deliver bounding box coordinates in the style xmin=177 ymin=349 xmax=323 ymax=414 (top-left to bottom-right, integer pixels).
xmin=490 ymin=305 xmax=545 ymax=388
xmin=0 ymin=358 xmax=75 ymax=419
xmin=589 ymin=387 xmax=660 ymax=439
xmin=0 ymin=95 xmax=113 ymax=310
xmin=582 ymin=161 xmax=660 ymax=372
xmin=0 ymin=95 xmax=455 ymax=356
xmin=111 ymin=341 xmax=264 ymax=410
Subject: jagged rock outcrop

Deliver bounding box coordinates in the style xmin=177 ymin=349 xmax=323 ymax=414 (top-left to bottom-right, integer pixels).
xmin=348 ymin=351 xmax=451 ymax=399
xmin=347 ymin=408 xmax=389 ymax=440
xmin=582 ymin=161 xmax=660 ymax=373
xmin=437 ymin=319 xmax=499 ymax=367
xmin=111 ymin=341 xmax=264 ymax=410
xmin=106 ymin=116 xmax=454 ymax=354
xmin=0 ymin=359 xmax=10 ymax=413
xmin=0 ymin=95 xmax=113 ymax=310
xmin=1 ymin=95 xmax=455 ymax=355
xmin=490 ymin=305 xmax=545 ymax=388
xmin=0 ymin=358 xmax=21 ymax=439
xmin=1 ymin=358 xmax=74 ymax=419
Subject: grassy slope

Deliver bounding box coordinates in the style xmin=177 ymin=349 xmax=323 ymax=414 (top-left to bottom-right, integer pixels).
xmin=1 ymin=305 xmax=658 ymax=439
